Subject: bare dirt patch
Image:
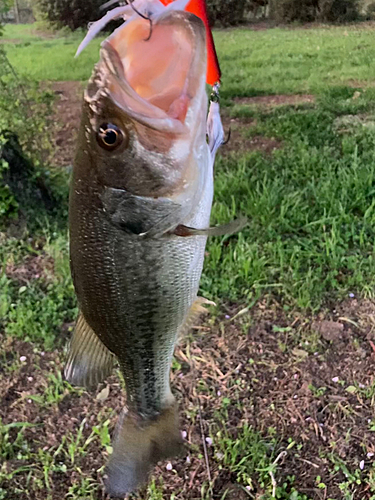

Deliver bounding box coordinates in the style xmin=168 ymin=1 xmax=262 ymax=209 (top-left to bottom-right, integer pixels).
xmin=2 ymin=297 xmax=375 ymax=499
xmin=5 ymin=254 xmax=55 ymax=283
xmin=345 ymin=80 xmax=375 ymax=89
xmin=234 ymin=94 xmax=315 ymax=108
xmin=221 ymin=115 xmax=283 ymax=156
xmin=245 ymin=134 xmax=282 ymax=154
xmin=0 ymin=38 xmax=22 ymax=44
xmin=220 ymin=93 xmax=316 ymax=155
xmin=51 ymin=81 xmax=83 ymax=167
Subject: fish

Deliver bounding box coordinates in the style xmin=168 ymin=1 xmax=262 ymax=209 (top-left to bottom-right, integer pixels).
xmin=64 ymin=1 xmax=245 ymax=496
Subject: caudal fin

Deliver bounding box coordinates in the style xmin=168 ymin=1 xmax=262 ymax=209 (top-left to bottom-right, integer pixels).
xmin=105 ymin=404 xmax=184 ymax=497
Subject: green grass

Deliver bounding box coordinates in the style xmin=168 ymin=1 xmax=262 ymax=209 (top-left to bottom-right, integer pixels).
xmin=0 ymin=415 xmax=107 ymax=500
xmin=202 ymin=88 xmax=375 ymax=309
xmin=3 ymin=24 xmax=102 ymax=81
xmin=5 ymin=23 xmax=375 ymax=93
xmin=1 ymin=23 xmax=44 ymax=43
xmin=1 ymin=234 xmax=77 ymax=350
xmin=3 ymin=20 xmax=375 ymax=500
xmin=216 ymin=25 xmax=375 ymax=98
xmin=212 ymin=421 xmax=309 ymax=499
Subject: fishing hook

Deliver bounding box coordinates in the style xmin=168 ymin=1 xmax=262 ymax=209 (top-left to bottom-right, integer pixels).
xmin=222 ymin=127 xmax=231 ymax=146
xmin=126 ymin=0 xmax=153 ymax=41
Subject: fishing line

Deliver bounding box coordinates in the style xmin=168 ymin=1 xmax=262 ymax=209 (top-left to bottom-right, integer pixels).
xmin=222 ymin=127 xmax=231 ymax=146
xmin=126 ymin=0 xmax=153 ymax=41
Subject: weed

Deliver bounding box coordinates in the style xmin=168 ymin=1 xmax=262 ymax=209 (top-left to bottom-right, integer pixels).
xmin=213 ymin=420 xmax=309 ymax=499
xmin=66 ymin=477 xmax=99 ymax=499
xmin=146 ymin=478 xmax=165 ymax=500
xmin=308 ymin=384 xmax=328 ymax=398
xmin=0 ymin=420 xmax=34 ymax=460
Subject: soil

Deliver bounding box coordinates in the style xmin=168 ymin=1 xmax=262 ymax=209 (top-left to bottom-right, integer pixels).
xmin=1 ymin=298 xmax=375 ymax=499
xmin=220 ymin=113 xmax=283 ymax=156
xmin=51 ymin=81 xmax=83 ymax=167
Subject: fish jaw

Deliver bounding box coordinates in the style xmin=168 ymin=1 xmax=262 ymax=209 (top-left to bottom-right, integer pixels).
xmin=102 ymin=10 xmax=207 ymax=132
xmin=80 ymin=9 xmax=209 ymax=202
xmin=86 ymin=9 xmax=207 ymax=142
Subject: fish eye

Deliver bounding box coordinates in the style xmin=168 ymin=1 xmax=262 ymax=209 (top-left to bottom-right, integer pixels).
xmin=97 ymin=123 xmax=124 ymax=150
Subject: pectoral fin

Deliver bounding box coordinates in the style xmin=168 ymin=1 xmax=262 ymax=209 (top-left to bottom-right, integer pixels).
xmin=64 ymin=313 xmax=114 ymax=389
xmin=173 ymin=216 xmax=248 ymax=238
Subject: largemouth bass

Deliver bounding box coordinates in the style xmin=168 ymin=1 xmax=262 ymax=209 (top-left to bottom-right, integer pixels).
xmin=65 ymin=2 xmax=242 ymax=496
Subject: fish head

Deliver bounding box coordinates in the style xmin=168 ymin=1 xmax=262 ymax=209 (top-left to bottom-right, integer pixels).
xmin=79 ymin=10 xmax=208 ymax=200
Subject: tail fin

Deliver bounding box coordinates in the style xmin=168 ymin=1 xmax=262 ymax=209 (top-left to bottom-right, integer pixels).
xmin=105 ymin=404 xmax=184 ymax=497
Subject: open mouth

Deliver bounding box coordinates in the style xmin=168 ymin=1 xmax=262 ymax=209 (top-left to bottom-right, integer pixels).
xmin=101 ymin=11 xmax=206 ymax=131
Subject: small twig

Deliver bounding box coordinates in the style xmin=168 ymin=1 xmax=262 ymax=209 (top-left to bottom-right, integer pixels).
xmin=198 ymin=395 xmax=212 ymax=484
xmin=338 ymin=316 xmax=360 ymax=329
xmin=296 ymin=457 xmax=320 ymax=469
xmin=269 ymin=470 xmax=277 ymax=498
xmin=369 ymin=340 xmax=375 ymax=354
xmin=269 ymin=451 xmax=287 ymax=498
xmin=229 ymin=307 xmax=250 ymax=322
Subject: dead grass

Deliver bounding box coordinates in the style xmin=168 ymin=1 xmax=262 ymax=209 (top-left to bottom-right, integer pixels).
xmin=5 ymin=254 xmax=55 ymax=284
xmin=234 ymin=95 xmax=316 ymax=108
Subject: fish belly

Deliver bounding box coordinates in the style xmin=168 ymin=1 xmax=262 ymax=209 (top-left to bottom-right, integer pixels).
xmin=70 ymin=164 xmax=213 ymax=416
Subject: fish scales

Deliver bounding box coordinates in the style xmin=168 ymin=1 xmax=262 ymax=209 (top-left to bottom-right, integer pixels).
xmin=70 ymin=100 xmax=212 ymax=415
xmin=71 ymin=199 xmax=210 ymax=414
xmin=65 ymin=7 xmax=220 ymax=497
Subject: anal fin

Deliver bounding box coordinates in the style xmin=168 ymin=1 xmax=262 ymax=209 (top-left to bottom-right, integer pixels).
xmin=179 ymin=297 xmax=216 ymax=339
xmin=64 ymin=313 xmax=114 ymax=389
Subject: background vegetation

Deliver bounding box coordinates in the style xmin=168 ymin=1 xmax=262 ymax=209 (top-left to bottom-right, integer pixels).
xmin=21 ymin=0 xmax=375 ymax=28
xmin=2 ymin=14 xmax=375 ymax=500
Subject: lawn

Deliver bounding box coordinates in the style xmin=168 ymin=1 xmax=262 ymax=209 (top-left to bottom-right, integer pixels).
xmin=5 ymin=22 xmax=375 ymax=91
xmin=2 ymin=20 xmax=375 ymax=500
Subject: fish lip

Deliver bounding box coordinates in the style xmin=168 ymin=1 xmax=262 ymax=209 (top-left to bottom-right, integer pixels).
xmin=94 ymin=10 xmax=207 ymax=135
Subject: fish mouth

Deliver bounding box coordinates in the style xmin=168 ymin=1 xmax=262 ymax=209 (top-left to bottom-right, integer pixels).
xmin=100 ymin=11 xmax=207 ymax=134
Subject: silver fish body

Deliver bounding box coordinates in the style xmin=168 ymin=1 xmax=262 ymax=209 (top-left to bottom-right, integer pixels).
xmin=69 ymin=112 xmax=213 ymax=416
xmin=65 ymin=9 xmax=213 ymax=496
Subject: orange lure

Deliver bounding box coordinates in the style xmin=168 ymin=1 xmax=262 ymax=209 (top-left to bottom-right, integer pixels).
xmin=160 ymin=0 xmax=220 ymax=85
